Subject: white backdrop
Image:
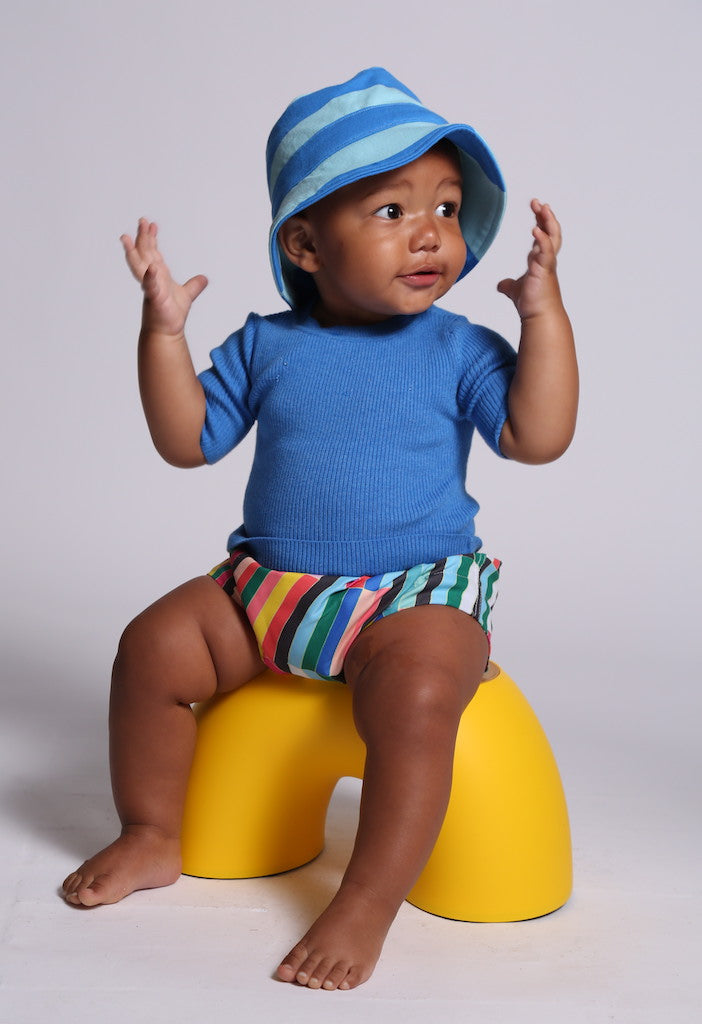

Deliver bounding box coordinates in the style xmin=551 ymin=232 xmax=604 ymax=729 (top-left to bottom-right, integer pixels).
xmin=4 ymin=0 xmax=700 ymax=727
xmin=2 ymin=1 xmax=701 ymax=1018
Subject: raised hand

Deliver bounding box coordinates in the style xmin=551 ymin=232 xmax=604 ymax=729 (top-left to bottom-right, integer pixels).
xmin=121 ymin=219 xmax=208 ymax=337
xmin=497 ymin=200 xmax=563 ymax=321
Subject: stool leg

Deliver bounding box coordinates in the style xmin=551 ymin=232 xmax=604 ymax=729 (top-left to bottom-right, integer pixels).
xmin=408 ymin=665 xmax=572 ymax=921
xmin=181 ymin=673 xmax=365 ymax=879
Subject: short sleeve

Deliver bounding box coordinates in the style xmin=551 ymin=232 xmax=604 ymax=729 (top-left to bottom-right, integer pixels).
xmin=198 ymin=314 xmax=257 ymax=464
xmin=456 ymin=322 xmax=517 ymax=458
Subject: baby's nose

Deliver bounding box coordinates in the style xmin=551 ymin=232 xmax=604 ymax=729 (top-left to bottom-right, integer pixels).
xmin=409 ymin=214 xmax=440 ymax=251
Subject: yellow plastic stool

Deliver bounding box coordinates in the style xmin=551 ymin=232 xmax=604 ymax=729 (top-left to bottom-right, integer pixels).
xmin=181 ymin=663 xmax=572 ymax=922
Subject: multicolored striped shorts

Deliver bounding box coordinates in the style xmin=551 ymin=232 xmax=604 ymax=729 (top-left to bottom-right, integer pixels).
xmin=209 ymin=550 xmax=501 ymax=682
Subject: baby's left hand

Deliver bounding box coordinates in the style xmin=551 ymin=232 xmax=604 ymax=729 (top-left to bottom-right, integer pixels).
xmin=497 ymin=200 xmax=563 ymax=320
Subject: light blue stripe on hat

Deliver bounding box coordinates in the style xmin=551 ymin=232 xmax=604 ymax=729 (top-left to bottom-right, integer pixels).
xmin=268 ymin=84 xmax=422 ymax=199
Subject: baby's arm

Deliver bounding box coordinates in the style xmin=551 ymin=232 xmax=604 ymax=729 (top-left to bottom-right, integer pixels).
xmin=497 ymin=201 xmax=578 ymax=464
xmin=121 ymin=219 xmax=208 ymax=467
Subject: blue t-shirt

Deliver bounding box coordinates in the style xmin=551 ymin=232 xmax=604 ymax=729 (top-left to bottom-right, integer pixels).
xmin=199 ymin=304 xmax=516 ymax=576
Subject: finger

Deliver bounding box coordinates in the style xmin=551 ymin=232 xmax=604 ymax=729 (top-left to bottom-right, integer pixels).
xmin=133 ymin=217 xmax=151 ymax=248
xmin=130 ymin=220 xmax=160 ymax=272
xmin=531 ymin=225 xmax=547 ymax=249
xmin=120 ymin=232 xmax=150 ymax=281
xmin=532 ymin=200 xmax=562 ymax=253
xmin=529 ymin=226 xmax=553 ymax=266
xmin=135 ymin=217 xmax=157 ymax=239
xmin=183 ymin=274 xmax=209 ymax=302
xmin=539 ymin=204 xmax=562 ymax=248
xmin=497 ymin=277 xmax=517 ymax=299
xmin=531 ymin=199 xmax=551 ymax=232
xmin=120 ymin=232 xmax=138 ymax=267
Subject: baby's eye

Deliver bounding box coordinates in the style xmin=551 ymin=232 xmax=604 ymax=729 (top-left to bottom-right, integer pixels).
xmin=436 ymin=201 xmax=459 ymax=218
xmin=374 ymin=203 xmax=403 ymax=220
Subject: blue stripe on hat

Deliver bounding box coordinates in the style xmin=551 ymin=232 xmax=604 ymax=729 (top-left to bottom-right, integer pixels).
xmin=268 ymin=85 xmax=423 ymax=198
xmin=267 ymin=68 xmax=420 ymax=172
xmin=270 ymin=104 xmax=448 ymax=215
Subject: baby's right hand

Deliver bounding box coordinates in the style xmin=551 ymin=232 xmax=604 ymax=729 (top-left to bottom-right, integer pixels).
xmin=120 ymin=219 xmax=208 ymax=337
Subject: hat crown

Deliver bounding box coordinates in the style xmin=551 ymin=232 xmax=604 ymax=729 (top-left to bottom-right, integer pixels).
xmin=266 ymin=68 xmax=421 ymax=201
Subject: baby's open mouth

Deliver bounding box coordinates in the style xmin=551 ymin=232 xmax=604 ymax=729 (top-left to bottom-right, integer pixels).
xmin=401 ymin=267 xmax=440 ymax=284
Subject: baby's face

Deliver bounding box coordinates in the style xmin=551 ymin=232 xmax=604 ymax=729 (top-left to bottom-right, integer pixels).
xmin=303 ymin=146 xmax=467 ymax=326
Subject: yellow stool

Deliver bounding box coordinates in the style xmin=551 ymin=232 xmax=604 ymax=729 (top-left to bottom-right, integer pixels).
xmin=181 ymin=663 xmax=572 ymax=922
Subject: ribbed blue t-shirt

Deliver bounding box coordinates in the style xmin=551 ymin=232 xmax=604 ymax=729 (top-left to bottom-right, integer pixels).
xmin=199 ymin=304 xmax=516 ymax=576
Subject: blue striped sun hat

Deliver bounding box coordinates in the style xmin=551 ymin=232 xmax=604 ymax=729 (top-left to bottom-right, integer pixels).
xmin=267 ymin=67 xmax=506 ymax=307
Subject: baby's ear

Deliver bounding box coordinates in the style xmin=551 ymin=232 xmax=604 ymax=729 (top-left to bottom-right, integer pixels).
xmin=278 ymin=216 xmax=320 ymax=273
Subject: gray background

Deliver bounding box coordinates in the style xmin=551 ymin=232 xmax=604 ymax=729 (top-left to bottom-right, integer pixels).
xmin=2 ymin=1 xmax=700 ymax=1021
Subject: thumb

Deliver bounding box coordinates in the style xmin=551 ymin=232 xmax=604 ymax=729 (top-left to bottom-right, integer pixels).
xmin=183 ymin=274 xmax=209 ymax=302
xmin=497 ymin=278 xmax=517 ymax=301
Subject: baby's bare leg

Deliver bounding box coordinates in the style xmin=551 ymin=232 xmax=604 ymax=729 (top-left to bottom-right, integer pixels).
xmin=62 ymin=576 xmax=263 ymax=907
xmin=276 ymin=605 xmax=488 ymax=990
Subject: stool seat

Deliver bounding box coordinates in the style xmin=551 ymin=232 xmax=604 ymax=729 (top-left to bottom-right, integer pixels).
xmin=181 ymin=663 xmax=572 ymax=922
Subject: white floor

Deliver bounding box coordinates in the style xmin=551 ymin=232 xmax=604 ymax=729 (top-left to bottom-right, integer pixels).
xmin=1 ymin=643 xmax=700 ymax=1024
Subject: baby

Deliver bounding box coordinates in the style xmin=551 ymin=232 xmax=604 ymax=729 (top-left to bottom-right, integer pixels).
xmin=62 ymin=68 xmax=577 ymax=991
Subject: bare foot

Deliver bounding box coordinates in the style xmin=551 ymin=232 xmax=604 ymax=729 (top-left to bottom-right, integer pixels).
xmin=61 ymin=825 xmax=182 ymax=907
xmin=276 ymin=882 xmax=395 ymax=991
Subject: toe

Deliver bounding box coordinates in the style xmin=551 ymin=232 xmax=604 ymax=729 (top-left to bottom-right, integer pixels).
xmin=276 ymin=963 xmax=297 ymax=983
xmin=74 ymin=882 xmax=103 ymax=907
xmin=321 ymin=962 xmax=353 ymax=991
xmin=305 ymin=957 xmax=333 ymax=989
xmin=62 ymin=872 xmax=118 ymax=908
xmin=74 ymin=874 xmax=120 ymax=907
xmin=341 ymin=964 xmax=369 ymax=990
xmin=293 ymin=950 xmax=324 ymax=987
xmin=276 ymin=942 xmax=308 ymax=983
xmin=62 ymin=871 xmax=80 ymax=895
xmin=62 ymin=870 xmax=94 ymax=905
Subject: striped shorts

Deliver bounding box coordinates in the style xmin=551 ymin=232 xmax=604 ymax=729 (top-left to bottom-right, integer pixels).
xmin=209 ymin=550 xmax=501 ymax=683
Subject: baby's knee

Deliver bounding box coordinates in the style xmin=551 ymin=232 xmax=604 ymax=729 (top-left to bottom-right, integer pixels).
xmin=396 ymin=663 xmax=468 ymax=720
xmin=112 ymin=611 xmax=158 ymax=678
xmin=348 ymin=608 xmax=486 ymax=718
xmin=352 ymin=652 xmax=467 ymax=742
xmin=113 ymin=602 xmax=184 ymax=681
